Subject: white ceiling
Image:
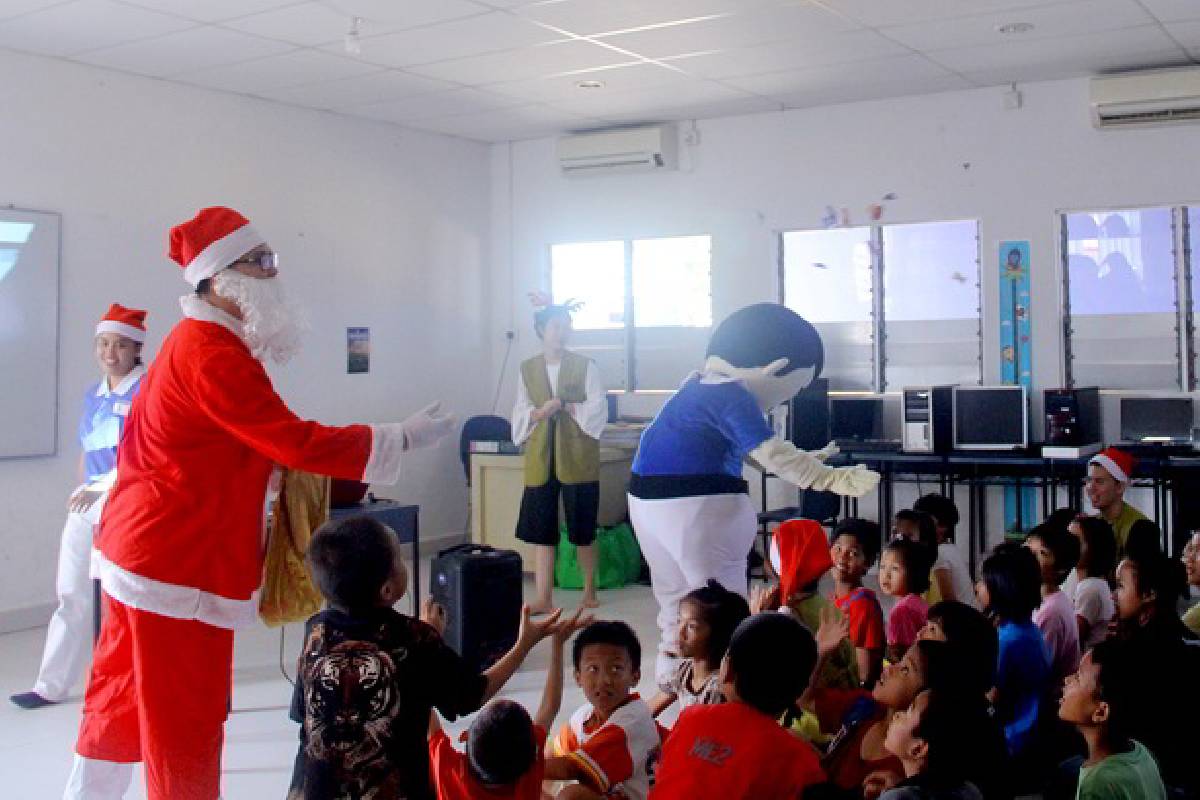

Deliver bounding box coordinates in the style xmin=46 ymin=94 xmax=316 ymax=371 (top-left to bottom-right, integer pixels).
xmin=2 ymin=0 xmax=1198 ymax=142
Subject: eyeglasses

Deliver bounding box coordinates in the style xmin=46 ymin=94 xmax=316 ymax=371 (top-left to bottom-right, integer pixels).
xmin=231 ymin=251 xmax=279 ymax=271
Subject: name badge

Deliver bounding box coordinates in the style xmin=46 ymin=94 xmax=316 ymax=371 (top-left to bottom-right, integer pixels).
xmin=113 ymin=402 xmax=131 ymax=416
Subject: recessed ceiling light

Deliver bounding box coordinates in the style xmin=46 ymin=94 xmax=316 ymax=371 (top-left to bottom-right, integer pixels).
xmin=576 ymin=79 xmax=605 ymax=89
xmin=996 ymin=21 xmax=1035 ymax=35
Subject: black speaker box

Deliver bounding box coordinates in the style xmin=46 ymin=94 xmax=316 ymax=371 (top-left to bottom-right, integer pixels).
xmin=430 ymin=544 xmax=523 ymax=673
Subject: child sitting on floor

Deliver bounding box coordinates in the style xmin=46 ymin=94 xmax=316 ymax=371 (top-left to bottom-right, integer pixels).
xmin=288 ymin=516 xmax=562 ymax=800
xmin=546 ymin=621 xmax=660 ymax=800
xmin=879 ymin=688 xmax=992 ymax=800
xmin=753 ymin=517 xmax=859 ymax=690
xmin=1025 ymin=522 xmax=1081 ymax=688
xmin=830 ymin=517 xmax=886 ymax=688
xmin=648 ymin=580 xmax=749 ymax=719
xmin=913 ymin=495 xmax=975 ymax=607
xmin=429 ymin=607 xmax=592 ymax=800
xmin=880 ymin=538 xmax=932 ymax=665
xmin=650 ymin=613 xmax=826 ymax=799
xmin=1057 ymin=641 xmax=1167 ymax=800
xmin=1062 ymin=516 xmax=1117 ymax=650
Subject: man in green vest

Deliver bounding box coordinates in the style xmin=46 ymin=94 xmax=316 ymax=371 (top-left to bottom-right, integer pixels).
xmin=512 ymin=297 xmax=607 ymax=611
xmin=1088 ymin=447 xmax=1148 ymax=555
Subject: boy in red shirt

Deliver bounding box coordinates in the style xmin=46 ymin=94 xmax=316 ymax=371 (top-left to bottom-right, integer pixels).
xmin=429 ymin=608 xmax=592 ymax=799
xmin=830 ymin=518 xmax=885 ymax=687
xmin=651 ymin=612 xmax=826 ymax=799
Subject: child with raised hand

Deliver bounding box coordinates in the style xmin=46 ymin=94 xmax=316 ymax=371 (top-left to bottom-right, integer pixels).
xmin=546 ymin=621 xmax=659 ymax=800
xmin=648 ymin=579 xmax=749 ymax=719
xmin=289 ymin=516 xmax=565 ymax=800
xmin=878 ymin=689 xmax=991 ymax=800
xmin=1063 ymin=516 xmax=1117 ymax=650
xmin=830 ymin=517 xmax=886 ymax=688
xmin=1024 ymin=522 xmax=1081 ymax=687
xmin=429 ymin=607 xmax=594 ymax=800
xmin=1057 ymin=641 xmax=1167 ymax=800
xmin=650 ymin=613 xmax=826 ymax=800
xmin=912 ymin=494 xmax=975 ymax=607
xmin=752 ymin=517 xmax=860 ymax=690
xmin=880 ymin=539 xmax=932 ymax=665
xmin=974 ymin=542 xmax=1049 ymax=766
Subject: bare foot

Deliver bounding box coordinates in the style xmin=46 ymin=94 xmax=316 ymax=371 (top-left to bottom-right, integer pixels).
xmin=581 ymin=594 xmax=600 ymax=609
xmin=528 ymin=601 xmax=556 ymax=615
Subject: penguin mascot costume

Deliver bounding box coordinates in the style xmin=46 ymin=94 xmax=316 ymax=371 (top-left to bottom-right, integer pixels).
xmin=627 ymin=302 xmax=880 ymax=680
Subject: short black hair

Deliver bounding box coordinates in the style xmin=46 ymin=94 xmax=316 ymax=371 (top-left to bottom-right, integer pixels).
xmin=926 ymin=602 xmax=997 ymax=694
xmin=1026 ymin=523 xmax=1081 ymax=584
xmin=1044 ymin=507 xmax=1077 ymax=535
xmin=195 ymin=277 xmax=212 ymax=296
xmin=306 ymin=516 xmax=396 ymax=613
xmin=679 ymin=580 xmax=751 ymax=670
xmin=533 ymin=304 xmax=573 ymax=338
xmin=467 ymin=699 xmax=537 ymax=786
xmin=1074 ymin=516 xmax=1117 ymax=579
xmin=894 ymin=509 xmax=938 ymax=555
xmin=1125 ymin=518 xmax=1163 ymax=563
xmin=979 ymin=542 xmax=1042 ymax=623
xmin=913 ymin=494 xmax=960 ymax=539
xmin=884 ymin=537 xmax=932 ymax=594
xmin=573 ymin=620 xmax=641 ymax=671
xmin=912 ymin=689 xmax=994 ymax=789
xmin=726 ymin=612 xmax=816 ymax=717
xmin=1089 ymin=639 xmax=1139 ymax=744
xmin=832 ymin=517 xmax=881 ymax=566
xmin=1122 ymin=548 xmax=1187 ymax=618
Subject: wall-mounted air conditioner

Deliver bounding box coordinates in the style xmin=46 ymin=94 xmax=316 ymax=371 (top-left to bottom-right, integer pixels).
xmin=557 ymin=124 xmax=678 ymax=177
xmin=1090 ymin=67 xmax=1200 ymax=129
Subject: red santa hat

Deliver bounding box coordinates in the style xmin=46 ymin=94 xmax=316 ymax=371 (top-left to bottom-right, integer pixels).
xmin=168 ymin=206 xmax=264 ymax=287
xmin=770 ymin=518 xmax=833 ymax=602
xmin=1090 ymin=447 xmax=1135 ymax=484
xmin=95 ymin=303 xmax=147 ymax=344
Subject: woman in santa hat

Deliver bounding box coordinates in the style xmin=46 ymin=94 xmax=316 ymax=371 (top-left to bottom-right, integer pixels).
xmin=10 ymin=304 xmax=148 ymax=710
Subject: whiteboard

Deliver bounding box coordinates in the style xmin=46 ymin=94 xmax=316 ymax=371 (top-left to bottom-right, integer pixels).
xmin=0 ymin=207 xmax=60 ymax=458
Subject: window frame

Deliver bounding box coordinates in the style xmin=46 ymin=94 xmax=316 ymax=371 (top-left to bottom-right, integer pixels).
xmin=777 ymin=218 xmax=983 ymax=392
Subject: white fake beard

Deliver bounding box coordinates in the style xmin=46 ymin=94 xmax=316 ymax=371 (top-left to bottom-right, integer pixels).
xmin=212 ymin=270 xmax=307 ymax=365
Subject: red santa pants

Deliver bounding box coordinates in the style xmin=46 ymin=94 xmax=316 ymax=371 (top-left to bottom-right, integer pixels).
xmin=74 ymin=593 xmax=234 ymax=800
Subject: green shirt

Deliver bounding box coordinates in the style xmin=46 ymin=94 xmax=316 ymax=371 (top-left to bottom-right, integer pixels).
xmin=1103 ymin=502 xmax=1148 ymax=555
xmin=1183 ymin=603 xmax=1200 ymax=637
xmin=1077 ymin=741 xmax=1166 ymax=800
xmin=788 ymin=593 xmax=860 ymax=691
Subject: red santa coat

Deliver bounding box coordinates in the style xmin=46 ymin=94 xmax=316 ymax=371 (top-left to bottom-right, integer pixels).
xmin=93 ymin=309 xmax=386 ymax=629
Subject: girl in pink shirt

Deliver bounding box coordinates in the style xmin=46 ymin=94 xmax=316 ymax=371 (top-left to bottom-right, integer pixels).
xmin=880 ymin=539 xmax=931 ymax=664
xmin=1025 ymin=523 xmax=1081 ymax=688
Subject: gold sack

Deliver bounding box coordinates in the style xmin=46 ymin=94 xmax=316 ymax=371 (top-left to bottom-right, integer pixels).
xmin=259 ymin=469 xmax=330 ymax=627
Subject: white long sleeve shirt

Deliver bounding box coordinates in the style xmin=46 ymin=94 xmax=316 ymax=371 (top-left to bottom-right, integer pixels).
xmin=512 ymin=359 xmax=607 ymax=446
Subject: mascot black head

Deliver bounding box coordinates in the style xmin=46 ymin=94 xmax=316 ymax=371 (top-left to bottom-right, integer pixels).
xmin=705 ymin=303 xmax=824 ymax=412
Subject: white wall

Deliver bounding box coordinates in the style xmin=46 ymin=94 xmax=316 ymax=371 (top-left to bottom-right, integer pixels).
xmin=0 ymin=49 xmax=492 ymax=623
xmin=490 ymin=77 xmax=1200 ymax=548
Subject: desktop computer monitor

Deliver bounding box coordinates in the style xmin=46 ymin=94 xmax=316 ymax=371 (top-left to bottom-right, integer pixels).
xmin=953 ymin=386 xmax=1028 ymax=450
xmin=1120 ymin=397 xmax=1194 ymax=444
xmin=829 ymin=396 xmax=885 ymax=443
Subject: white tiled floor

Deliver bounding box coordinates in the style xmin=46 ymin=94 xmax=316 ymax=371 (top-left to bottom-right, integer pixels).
xmin=0 ymin=557 xmax=664 ymax=799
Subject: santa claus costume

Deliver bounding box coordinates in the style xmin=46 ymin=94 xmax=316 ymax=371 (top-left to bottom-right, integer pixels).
xmin=9 ymin=305 xmax=147 ymax=711
xmin=66 ymin=207 xmax=454 ymax=799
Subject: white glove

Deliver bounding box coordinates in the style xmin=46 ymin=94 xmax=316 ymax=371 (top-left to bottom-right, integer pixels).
xmin=400 ymin=402 xmax=457 ymax=451
xmin=812 ymin=441 xmax=840 ymax=462
xmin=809 ymin=464 xmax=880 ymax=497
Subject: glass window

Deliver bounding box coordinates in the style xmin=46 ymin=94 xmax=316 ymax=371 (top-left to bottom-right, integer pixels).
xmin=781 ymin=227 xmax=876 ymax=391
xmin=549 ymin=240 xmax=625 ymax=331
xmin=882 ymin=220 xmax=981 ymax=388
xmin=1064 ymin=207 xmax=1178 ymax=389
xmin=631 ymin=235 xmax=712 ymax=327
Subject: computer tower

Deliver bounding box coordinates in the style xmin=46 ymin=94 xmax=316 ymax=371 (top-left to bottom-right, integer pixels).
xmin=1044 ymin=388 xmax=1100 ymax=446
xmin=789 ymin=378 xmax=830 ymax=451
xmin=902 ymin=386 xmax=954 ymax=453
xmin=430 ymin=544 xmax=523 ymax=673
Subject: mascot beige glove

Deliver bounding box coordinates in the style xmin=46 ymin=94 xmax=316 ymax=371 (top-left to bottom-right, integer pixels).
xmin=751 ymin=438 xmax=880 ymax=497
xmin=812 ymin=441 xmax=840 ymax=462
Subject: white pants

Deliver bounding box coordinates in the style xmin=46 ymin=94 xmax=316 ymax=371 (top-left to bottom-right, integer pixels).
xmin=627 ymin=492 xmax=757 ymax=683
xmin=63 ymin=755 xmax=134 ymax=800
xmin=33 ymin=489 xmax=105 ymax=702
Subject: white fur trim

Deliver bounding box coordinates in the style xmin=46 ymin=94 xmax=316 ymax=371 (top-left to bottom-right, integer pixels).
xmin=181 ymin=223 xmax=264 ymax=287
xmin=94 ymin=320 xmax=146 ymax=343
xmin=1089 ymin=453 xmax=1128 ymax=484
xmin=94 ymin=552 xmax=259 ymax=630
xmin=363 ymin=423 xmax=405 ymax=485
xmin=179 ymin=293 xmax=245 ymax=340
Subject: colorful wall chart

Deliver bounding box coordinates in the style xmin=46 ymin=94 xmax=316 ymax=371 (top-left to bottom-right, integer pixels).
xmin=999 ymin=241 xmax=1037 ymax=533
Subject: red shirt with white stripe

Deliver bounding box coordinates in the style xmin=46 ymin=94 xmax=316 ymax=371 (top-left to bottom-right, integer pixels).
xmin=551 ymin=694 xmax=660 ymax=800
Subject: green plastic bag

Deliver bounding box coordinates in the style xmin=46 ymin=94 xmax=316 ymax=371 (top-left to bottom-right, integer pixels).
xmin=555 ymin=523 xmax=642 ymax=590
